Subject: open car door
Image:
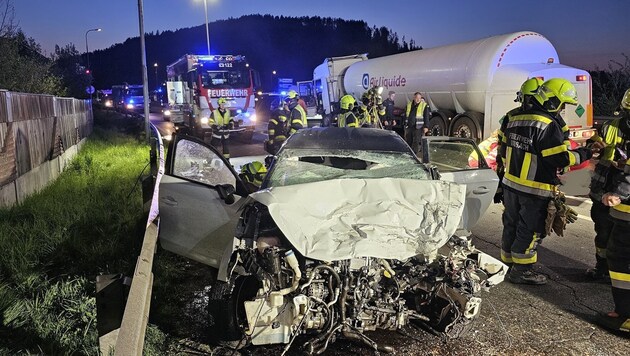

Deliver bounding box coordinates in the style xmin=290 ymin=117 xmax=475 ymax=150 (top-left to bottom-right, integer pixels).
xmin=158 ymin=134 xmax=247 ymax=269
xmin=421 ymin=137 xmax=499 ymax=231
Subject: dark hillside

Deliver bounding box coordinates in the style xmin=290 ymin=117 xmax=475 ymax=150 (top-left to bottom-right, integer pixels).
xmin=89 ymin=14 xmax=420 ymax=89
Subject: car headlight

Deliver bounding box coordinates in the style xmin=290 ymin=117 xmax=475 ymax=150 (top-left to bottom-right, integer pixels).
xmin=200 ymin=117 xmax=209 ymax=124
xmin=163 ymin=109 xmax=171 ymax=116
xmin=126 ymin=104 xmax=134 ymax=109
xmin=105 ymin=100 xmax=112 ymax=107
xmin=250 ymin=113 xmax=256 ymax=122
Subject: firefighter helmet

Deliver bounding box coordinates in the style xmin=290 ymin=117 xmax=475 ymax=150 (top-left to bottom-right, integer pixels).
xmin=286 ymin=90 xmax=298 ymax=99
xmin=340 ymin=95 xmax=356 ymax=110
xmin=240 ymin=161 xmax=267 ymax=186
xmin=516 ymin=77 xmax=544 ymax=103
xmin=621 ymin=88 xmax=630 ymax=111
xmin=534 ymin=78 xmax=578 ymax=112
xmin=217 ymin=97 xmax=227 ymax=105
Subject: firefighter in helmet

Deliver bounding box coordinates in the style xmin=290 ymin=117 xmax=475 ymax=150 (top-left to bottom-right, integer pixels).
xmin=239 ymin=161 xmax=267 ymax=193
xmin=209 ymin=97 xmax=235 ymax=160
xmin=499 ymin=78 xmax=593 ymax=285
xmin=337 ymin=95 xmax=359 ymax=128
xmin=266 ymin=99 xmax=290 ymax=154
xmin=597 ymin=89 xmax=630 ymax=333
xmin=586 ymin=88 xmax=630 ymax=281
xmin=285 ymin=90 xmax=307 ymax=135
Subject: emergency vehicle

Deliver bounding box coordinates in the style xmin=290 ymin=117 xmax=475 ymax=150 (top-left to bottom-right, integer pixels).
xmin=165 ymin=54 xmax=261 ymax=142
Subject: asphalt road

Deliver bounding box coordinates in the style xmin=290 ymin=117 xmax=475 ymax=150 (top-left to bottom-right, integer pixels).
xmin=149 ymin=118 xmax=629 ymax=355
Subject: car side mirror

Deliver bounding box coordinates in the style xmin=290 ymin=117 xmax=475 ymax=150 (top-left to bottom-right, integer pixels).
xmin=216 ymin=184 xmax=236 ymax=205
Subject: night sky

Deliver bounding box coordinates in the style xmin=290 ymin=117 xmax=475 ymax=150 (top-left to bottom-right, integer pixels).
xmin=12 ymin=0 xmax=629 ymax=70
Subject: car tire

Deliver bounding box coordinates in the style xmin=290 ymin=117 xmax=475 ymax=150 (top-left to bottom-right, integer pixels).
xmin=207 ymin=275 xmax=258 ymax=343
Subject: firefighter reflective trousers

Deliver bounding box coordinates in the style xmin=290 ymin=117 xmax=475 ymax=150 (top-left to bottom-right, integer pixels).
xmin=501 ymin=188 xmax=550 ymax=268
xmin=607 ymin=218 xmax=630 ymax=317
xmin=211 ymin=135 xmax=230 ymax=160
xmin=591 ymin=200 xmax=613 ymax=269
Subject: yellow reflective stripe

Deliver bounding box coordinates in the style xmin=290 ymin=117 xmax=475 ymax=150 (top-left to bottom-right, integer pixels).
xmin=622 ymin=319 xmax=630 ymax=331
xmin=613 ymin=203 xmax=630 ymax=213
xmin=542 ymin=144 xmax=568 ymax=157
xmin=609 ymin=271 xmax=630 ymax=282
xmin=561 ymin=124 xmax=569 ymax=133
xmin=512 ymin=254 xmax=537 ymax=264
xmin=521 ymin=152 xmax=532 ymax=180
xmin=518 ymin=115 xmax=552 ymax=125
xmin=292 ymin=119 xmax=302 ymax=124
xmin=504 ymin=172 xmax=555 ymax=192
xmin=268 ymin=129 xmax=275 ymax=135
xmin=270 ymin=119 xmax=278 ymax=125
xmin=501 ymin=251 xmax=513 ymax=264
xmin=563 ymin=140 xmax=571 ymax=147
xmin=568 ymin=151 xmax=577 ymax=166
xmin=525 ymin=233 xmax=539 ymax=255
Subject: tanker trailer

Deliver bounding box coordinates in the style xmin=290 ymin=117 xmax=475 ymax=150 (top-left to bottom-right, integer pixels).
xmin=313 ymin=31 xmax=594 ymax=142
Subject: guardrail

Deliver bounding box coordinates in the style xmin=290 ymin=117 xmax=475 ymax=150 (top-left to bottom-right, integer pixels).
xmin=98 ymin=123 xmax=164 ymax=355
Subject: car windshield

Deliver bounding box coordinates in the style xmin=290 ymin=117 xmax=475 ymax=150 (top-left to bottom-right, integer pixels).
xmin=267 ymin=149 xmax=429 ymax=187
xmin=201 ymin=70 xmax=251 ymax=88
xmin=127 ymin=88 xmax=143 ymax=96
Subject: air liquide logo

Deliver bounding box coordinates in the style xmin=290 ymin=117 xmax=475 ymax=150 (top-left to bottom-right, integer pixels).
xmin=362 ymin=73 xmax=370 ymax=90
xmin=362 ymin=73 xmax=407 ymax=90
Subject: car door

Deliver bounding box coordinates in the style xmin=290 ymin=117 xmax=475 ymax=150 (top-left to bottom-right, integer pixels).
xmin=421 ymin=136 xmax=499 ymax=231
xmin=158 ymin=134 xmax=247 ymax=269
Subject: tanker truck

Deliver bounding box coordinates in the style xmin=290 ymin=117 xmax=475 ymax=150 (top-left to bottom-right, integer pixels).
xmin=302 ymin=31 xmax=594 ymax=142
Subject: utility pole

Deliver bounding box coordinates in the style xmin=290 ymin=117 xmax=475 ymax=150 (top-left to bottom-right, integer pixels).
xmin=138 ymin=0 xmax=150 ymax=142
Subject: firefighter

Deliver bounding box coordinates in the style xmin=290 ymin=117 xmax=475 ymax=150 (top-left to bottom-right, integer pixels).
xmin=209 ymin=97 xmax=235 ymax=160
xmin=499 ymin=78 xmax=593 ymax=284
xmin=266 ymin=99 xmax=290 ymax=154
xmin=383 ymin=91 xmax=397 ymax=130
xmin=338 ymin=95 xmax=359 ymax=128
xmin=285 ymin=90 xmax=307 ymax=135
xmin=405 ymin=92 xmax=430 ymax=153
xmin=597 ymin=157 xmax=630 ymax=332
xmin=587 ymin=88 xmax=630 ymax=280
xmin=239 ymin=161 xmax=267 ymax=193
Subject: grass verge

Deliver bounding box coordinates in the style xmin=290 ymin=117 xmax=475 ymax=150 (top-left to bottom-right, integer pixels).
xmin=0 ymin=109 xmax=168 ymax=355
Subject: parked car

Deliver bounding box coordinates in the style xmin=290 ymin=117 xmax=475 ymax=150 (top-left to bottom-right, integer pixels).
xmin=158 ymin=127 xmax=505 ymax=353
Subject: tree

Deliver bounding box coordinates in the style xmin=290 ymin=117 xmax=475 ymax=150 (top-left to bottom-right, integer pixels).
xmin=50 ymin=43 xmax=91 ymax=98
xmin=0 ymin=0 xmax=17 ymax=38
xmin=591 ymin=54 xmax=630 ymax=116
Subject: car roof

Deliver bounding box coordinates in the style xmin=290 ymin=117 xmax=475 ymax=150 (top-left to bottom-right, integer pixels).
xmin=283 ymin=127 xmax=412 ymax=152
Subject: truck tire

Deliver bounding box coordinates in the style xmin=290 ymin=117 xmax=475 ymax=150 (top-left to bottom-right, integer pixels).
xmin=450 ymin=112 xmax=482 ymax=141
xmin=429 ymin=115 xmax=447 ymax=136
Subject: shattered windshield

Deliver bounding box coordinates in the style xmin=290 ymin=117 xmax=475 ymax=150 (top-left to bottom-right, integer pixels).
xmin=267 ymin=149 xmax=430 ymax=187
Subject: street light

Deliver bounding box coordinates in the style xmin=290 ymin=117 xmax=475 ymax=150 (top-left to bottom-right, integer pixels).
xmin=271 ymin=70 xmax=277 ymax=91
xmin=153 ymin=63 xmax=159 ymax=90
xmin=85 ymin=28 xmax=102 ymax=71
xmin=197 ymin=0 xmax=211 ymax=55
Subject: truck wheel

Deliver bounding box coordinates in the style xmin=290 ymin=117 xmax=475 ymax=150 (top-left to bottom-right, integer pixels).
xmin=429 ymin=116 xmax=447 ymax=136
xmin=450 ymin=113 xmax=481 ymax=141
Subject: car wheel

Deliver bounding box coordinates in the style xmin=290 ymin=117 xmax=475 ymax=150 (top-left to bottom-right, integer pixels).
xmin=207 ymin=275 xmax=259 ymax=343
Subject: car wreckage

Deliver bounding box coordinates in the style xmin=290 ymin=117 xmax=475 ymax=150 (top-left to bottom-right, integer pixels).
xmin=158 ymin=128 xmax=507 ymax=353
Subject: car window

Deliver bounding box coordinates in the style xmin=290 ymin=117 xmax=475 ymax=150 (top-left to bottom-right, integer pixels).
xmin=267 ymin=149 xmax=429 ymax=187
xmin=172 ymin=139 xmax=236 ymax=187
xmin=426 ymin=140 xmax=484 ymax=172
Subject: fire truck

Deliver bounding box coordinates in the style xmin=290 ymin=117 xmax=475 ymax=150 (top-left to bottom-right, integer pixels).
xmin=165 ymin=54 xmax=261 ymax=142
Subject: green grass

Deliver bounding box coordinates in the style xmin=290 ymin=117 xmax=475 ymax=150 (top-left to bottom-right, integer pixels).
xmin=0 ymin=111 xmax=168 ymax=355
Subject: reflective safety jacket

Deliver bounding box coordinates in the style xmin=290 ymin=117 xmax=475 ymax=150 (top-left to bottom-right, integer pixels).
xmin=267 ymin=109 xmax=290 ymax=145
xmin=610 ymin=160 xmax=630 ymax=222
xmin=288 ymin=105 xmax=307 ymax=135
xmin=405 ymin=100 xmax=429 ymax=128
xmin=210 ymin=109 xmax=234 ymax=139
xmin=500 ymin=109 xmax=587 ymax=198
xmin=590 ymin=117 xmax=629 ymax=202
xmin=210 ymin=108 xmax=233 ymax=127
xmin=338 ymin=111 xmax=359 ymax=128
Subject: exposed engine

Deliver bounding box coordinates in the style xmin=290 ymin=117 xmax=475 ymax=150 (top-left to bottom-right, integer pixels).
xmin=210 ymin=204 xmax=506 ymax=354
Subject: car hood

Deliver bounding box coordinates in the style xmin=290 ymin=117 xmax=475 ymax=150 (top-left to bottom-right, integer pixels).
xmin=250 ymin=178 xmax=465 ymax=261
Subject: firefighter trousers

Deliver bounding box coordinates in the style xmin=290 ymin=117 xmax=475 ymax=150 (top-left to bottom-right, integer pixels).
xmin=211 ymin=135 xmax=230 ymax=160
xmin=501 ymin=188 xmax=550 ymax=269
xmin=590 ymin=200 xmax=613 ymax=269
xmin=607 ymin=218 xmax=630 ymax=317
xmin=404 ymin=127 xmax=421 ymax=154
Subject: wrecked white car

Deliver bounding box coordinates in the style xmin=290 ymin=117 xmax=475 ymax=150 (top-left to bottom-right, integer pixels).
xmin=158 ymin=128 xmax=505 ymax=353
